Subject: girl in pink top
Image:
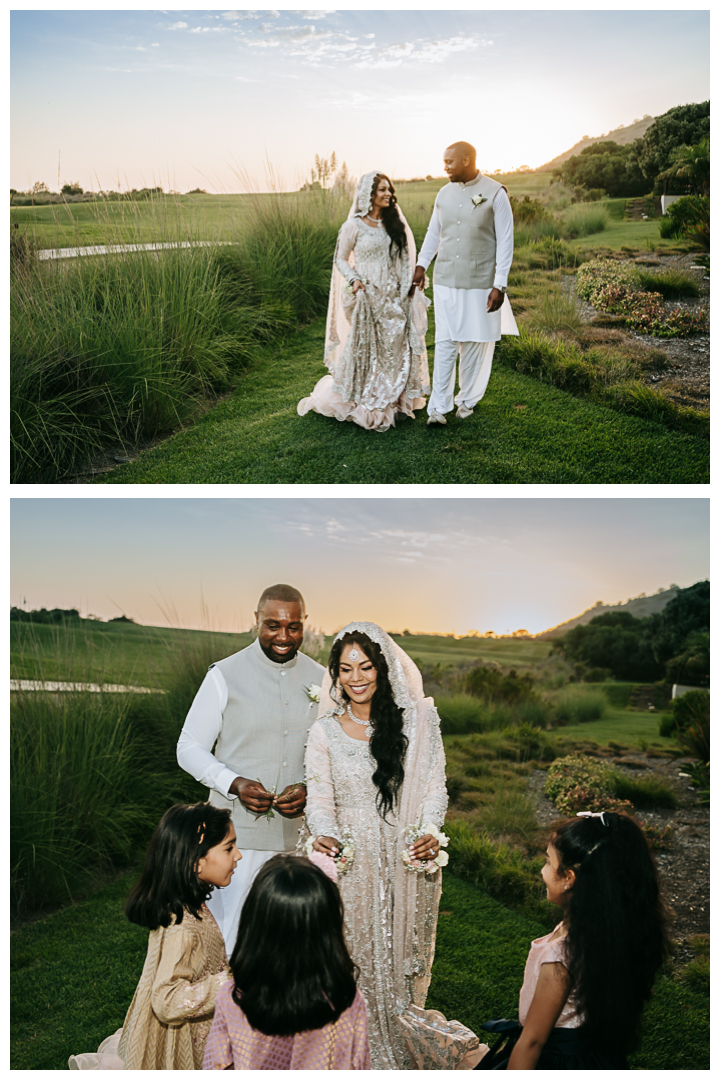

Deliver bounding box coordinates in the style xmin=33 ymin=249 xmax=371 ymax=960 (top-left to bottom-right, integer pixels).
xmin=203 ymin=855 xmax=370 ymax=1070
xmin=479 ymin=812 xmax=670 ymax=1070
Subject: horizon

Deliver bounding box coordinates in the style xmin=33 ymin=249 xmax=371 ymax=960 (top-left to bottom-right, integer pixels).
xmin=10 ymin=499 xmax=709 ymax=637
xmin=11 ymin=9 xmax=709 ymax=193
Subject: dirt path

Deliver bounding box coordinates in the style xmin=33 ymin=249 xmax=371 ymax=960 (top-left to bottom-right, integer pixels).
xmin=528 ymin=748 xmax=709 ymax=967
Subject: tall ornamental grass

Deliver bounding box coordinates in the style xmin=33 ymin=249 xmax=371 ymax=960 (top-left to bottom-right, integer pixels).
xmin=554 ymin=686 xmax=608 ymax=724
xmin=10 ymin=626 xmax=218 ymax=913
xmin=562 ymin=205 xmax=609 ymax=237
xmin=10 ymin=188 xmax=347 ymax=483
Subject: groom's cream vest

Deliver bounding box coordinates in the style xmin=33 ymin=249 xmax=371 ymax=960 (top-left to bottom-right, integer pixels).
xmin=432 ymin=173 xmax=505 ymax=290
xmin=208 ymin=638 xmax=324 ymax=851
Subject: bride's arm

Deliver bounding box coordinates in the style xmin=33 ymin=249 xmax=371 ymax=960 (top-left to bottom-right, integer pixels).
xmin=334 ymin=220 xmax=361 ymax=284
xmin=305 ymin=721 xmax=341 ymax=840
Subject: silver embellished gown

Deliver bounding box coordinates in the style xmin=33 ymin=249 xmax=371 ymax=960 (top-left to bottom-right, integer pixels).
xmin=304 ymin=714 xmax=448 ymax=1069
xmin=297 ymin=218 xmax=430 ymax=431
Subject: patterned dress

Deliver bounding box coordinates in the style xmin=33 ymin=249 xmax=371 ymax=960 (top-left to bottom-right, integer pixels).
xmin=297 ymin=218 xmax=430 ymax=431
xmin=305 ymin=715 xmax=448 ymax=1069
xmin=69 ymin=905 xmax=230 ymax=1070
xmin=202 ymin=983 xmax=371 ymax=1069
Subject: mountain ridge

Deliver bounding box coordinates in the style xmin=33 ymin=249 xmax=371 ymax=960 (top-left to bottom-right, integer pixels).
xmin=534 ymin=586 xmax=680 ymax=640
xmin=534 ymin=115 xmax=656 ymax=173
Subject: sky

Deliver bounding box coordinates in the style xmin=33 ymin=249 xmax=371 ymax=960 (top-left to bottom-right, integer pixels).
xmin=10 ymin=8 xmax=710 ymax=193
xmin=10 ymin=498 xmax=709 ymax=636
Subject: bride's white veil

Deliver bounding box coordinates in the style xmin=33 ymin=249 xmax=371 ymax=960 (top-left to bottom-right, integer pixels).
xmin=323 ymin=172 xmax=429 ymax=383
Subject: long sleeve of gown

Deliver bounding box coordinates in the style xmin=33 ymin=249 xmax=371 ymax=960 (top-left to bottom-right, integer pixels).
xmin=151 ymin=923 xmax=230 ymax=1026
xmin=334 ymin=220 xmax=361 ymax=284
xmin=423 ymin=710 xmax=449 ymax=830
xmin=304 ymin=721 xmax=341 ymax=839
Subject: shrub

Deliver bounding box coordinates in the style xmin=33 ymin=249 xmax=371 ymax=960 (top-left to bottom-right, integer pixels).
xmin=576 ymin=257 xmax=708 ymax=337
xmin=464 ymin=665 xmax=536 ymax=705
xmin=563 ymin=206 xmax=609 ymax=237
xmin=640 ymin=823 xmax=674 ymax=849
xmin=634 ymin=268 xmax=700 ymax=299
xmin=544 ymin=753 xmax=632 ymax=814
xmin=668 ymin=689 xmax=710 ymax=734
xmin=443 ymin=819 xmax=548 ymax=919
xmin=660 ymin=195 xmax=710 ymax=251
xmin=554 ymin=687 xmax=607 ymax=724
xmin=612 ymin=773 xmax=678 ymax=809
xmin=436 ymin=693 xmax=486 ymax=735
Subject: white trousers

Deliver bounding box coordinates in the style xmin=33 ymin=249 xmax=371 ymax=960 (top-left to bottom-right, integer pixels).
xmin=428 ymin=340 xmax=496 ymax=415
xmin=206 ymin=848 xmax=283 ymax=955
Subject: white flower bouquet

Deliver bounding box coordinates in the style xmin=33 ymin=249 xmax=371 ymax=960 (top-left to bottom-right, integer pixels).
xmin=304 ymin=835 xmax=355 ymax=876
xmin=401 ymin=820 xmax=449 ymax=874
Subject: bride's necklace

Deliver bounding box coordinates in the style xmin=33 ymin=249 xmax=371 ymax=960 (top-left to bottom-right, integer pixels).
xmin=346 ymin=699 xmax=374 ymax=739
xmin=364 ymin=214 xmax=383 ymax=227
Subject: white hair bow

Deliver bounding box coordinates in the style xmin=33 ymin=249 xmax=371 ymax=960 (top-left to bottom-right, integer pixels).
xmin=576 ymin=810 xmax=609 ymax=826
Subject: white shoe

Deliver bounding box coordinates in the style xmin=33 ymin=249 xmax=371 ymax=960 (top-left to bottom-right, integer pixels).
xmin=456 ymin=404 xmax=474 ymax=419
xmin=427 ymin=411 xmax=447 ymax=426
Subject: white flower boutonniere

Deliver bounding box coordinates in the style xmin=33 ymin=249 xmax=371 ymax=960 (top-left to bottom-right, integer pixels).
xmin=304 ymin=683 xmax=322 ymax=706
xmin=471 ymin=194 xmax=487 ymax=208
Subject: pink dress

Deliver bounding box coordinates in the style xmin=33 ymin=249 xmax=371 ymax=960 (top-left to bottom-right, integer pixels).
xmin=202 ymin=983 xmax=371 ymax=1070
xmin=518 ymin=924 xmax=583 ymax=1028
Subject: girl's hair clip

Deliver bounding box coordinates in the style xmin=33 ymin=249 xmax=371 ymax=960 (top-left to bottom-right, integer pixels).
xmin=576 ymin=810 xmax=609 ymax=826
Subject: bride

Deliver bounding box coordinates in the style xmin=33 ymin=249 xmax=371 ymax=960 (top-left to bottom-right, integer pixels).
xmin=297 ymin=173 xmax=430 ymax=432
xmin=304 ymin=623 xmax=483 ymax=1069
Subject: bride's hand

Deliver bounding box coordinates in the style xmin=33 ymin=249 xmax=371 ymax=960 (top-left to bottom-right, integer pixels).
xmin=313 ymin=835 xmax=341 ymax=856
xmin=411 ymin=833 xmax=439 ymax=861
xmin=352 ymin=280 xmax=365 ymax=294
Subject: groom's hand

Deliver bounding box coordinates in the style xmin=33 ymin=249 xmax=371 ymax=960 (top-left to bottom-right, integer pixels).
xmin=409 ymin=265 xmax=426 ymax=297
xmin=487 ymin=287 xmax=505 ymax=312
xmin=229 ymin=776 xmax=274 ymax=813
xmin=274 ymin=782 xmax=307 ymax=817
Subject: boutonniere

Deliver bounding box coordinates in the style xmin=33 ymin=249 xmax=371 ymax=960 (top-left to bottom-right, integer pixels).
xmin=304 ymin=683 xmax=322 ymax=706
xmin=471 ymin=194 xmax=487 ymax=208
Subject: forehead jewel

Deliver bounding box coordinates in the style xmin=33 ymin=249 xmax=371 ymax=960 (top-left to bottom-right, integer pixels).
xmin=348 ymin=648 xmax=360 ymax=661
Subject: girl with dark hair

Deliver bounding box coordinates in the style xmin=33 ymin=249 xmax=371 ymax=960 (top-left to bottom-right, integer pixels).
xmin=69 ymin=803 xmax=239 ymax=1071
xmin=304 ymin=623 xmax=482 ymax=1069
xmin=202 ymin=854 xmax=370 ymax=1069
xmin=480 ymin=811 xmax=671 ymax=1070
xmin=298 ymin=171 xmax=431 ymax=431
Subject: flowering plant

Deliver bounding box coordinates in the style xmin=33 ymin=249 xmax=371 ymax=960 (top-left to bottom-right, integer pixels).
xmin=402 ymin=819 xmax=449 ymax=874
xmin=304 ymin=683 xmax=322 ymax=705
xmin=471 ymin=194 xmax=487 ymax=208
xmin=304 ymin=835 xmax=355 ymax=876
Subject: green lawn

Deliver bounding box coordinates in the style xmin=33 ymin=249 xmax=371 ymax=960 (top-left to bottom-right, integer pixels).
xmin=10 ymin=620 xmax=252 ymax=688
xmin=10 ymin=867 xmax=707 ymax=1070
xmin=92 ymin=316 xmax=708 ymax=485
xmin=555 ymin=707 xmax=670 ymax=749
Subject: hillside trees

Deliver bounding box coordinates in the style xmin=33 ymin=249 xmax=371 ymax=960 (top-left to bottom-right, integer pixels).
xmin=556 ymin=141 xmax=647 ymax=197
xmin=637 ymin=101 xmax=710 ymax=190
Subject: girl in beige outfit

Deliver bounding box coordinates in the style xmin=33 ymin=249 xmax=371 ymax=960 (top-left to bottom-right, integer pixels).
xmin=69 ymin=803 xmax=239 ymax=1070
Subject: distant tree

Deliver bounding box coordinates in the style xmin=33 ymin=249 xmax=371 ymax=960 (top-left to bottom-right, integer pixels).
xmin=109 ymin=615 xmax=136 ymax=624
xmin=32 ymin=181 xmax=49 ymax=194
xmin=636 ymin=101 xmax=710 ymax=191
xmin=61 ymin=181 xmax=83 ymax=195
xmin=558 ymin=141 xmax=646 ymax=197
xmin=552 ymin=611 xmax=663 ymax=681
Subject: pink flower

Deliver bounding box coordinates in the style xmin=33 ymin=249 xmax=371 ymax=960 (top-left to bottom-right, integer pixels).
xmin=309 ymin=850 xmax=339 ymax=883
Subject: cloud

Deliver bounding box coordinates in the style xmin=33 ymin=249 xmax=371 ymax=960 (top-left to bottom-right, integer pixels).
xmin=221 ymin=9 xmax=259 ymax=20
xmin=168 ymin=21 xmax=188 ymax=30
xmin=299 ymin=9 xmax=335 ymax=16
xmin=151 ymin=43 xmax=160 ymax=47
xmin=354 ymin=33 xmax=493 ymax=69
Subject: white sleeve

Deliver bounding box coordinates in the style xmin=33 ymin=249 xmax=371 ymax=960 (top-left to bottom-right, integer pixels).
xmin=492 ymin=188 xmax=514 ymax=290
xmin=176 ymin=668 xmax=238 ymax=800
xmin=335 ymin=220 xmax=360 ymax=283
xmin=417 ymin=204 xmax=440 ymax=270
xmin=424 ymin=711 xmax=449 ymax=829
xmin=304 ymin=722 xmax=341 ymax=839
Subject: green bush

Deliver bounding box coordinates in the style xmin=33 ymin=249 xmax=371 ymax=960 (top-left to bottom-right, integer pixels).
xmin=544 ymin=753 xmax=632 ymax=814
xmin=634 ymin=268 xmax=700 ymax=298
xmin=668 ymin=689 xmax=710 ymax=733
xmin=465 ymin=665 xmax=537 ymax=705
xmin=554 ymin=687 xmax=607 ymax=724
xmin=444 ymin=819 xmax=549 ymax=919
xmin=612 ymin=773 xmax=678 ymax=809
xmin=562 ymin=206 xmax=609 ymax=237
xmin=436 ymin=693 xmax=486 ymax=735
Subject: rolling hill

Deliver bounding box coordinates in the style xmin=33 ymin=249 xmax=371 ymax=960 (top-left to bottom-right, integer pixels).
xmin=535 ymin=586 xmax=679 ymax=640
xmin=535 ymin=115 xmax=656 ymax=172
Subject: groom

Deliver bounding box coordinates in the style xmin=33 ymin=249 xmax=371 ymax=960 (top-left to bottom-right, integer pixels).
xmin=411 ymin=141 xmax=516 ymax=424
xmin=177 ymin=583 xmax=324 ymax=951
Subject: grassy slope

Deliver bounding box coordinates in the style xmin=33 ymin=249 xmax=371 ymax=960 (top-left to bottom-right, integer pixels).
xmin=94 ymin=318 xmax=708 ymax=485
xmin=10 ymin=621 xmax=253 ymax=687
xmin=11 ymin=867 xmax=707 ymax=1070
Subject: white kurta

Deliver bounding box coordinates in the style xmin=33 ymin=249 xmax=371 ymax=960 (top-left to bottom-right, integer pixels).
xmin=418 ymin=179 xmax=518 ymax=343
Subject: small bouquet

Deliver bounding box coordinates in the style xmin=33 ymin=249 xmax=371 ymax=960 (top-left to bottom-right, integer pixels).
xmin=343 ymin=276 xmax=368 ymax=297
xmin=402 ymin=820 xmax=449 ymax=874
xmin=304 ymin=835 xmax=355 ymax=876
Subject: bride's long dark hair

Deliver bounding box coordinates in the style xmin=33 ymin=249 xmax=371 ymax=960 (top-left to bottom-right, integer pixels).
xmin=371 ymin=174 xmax=407 ymax=258
xmin=328 ymin=631 xmax=408 ymax=820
